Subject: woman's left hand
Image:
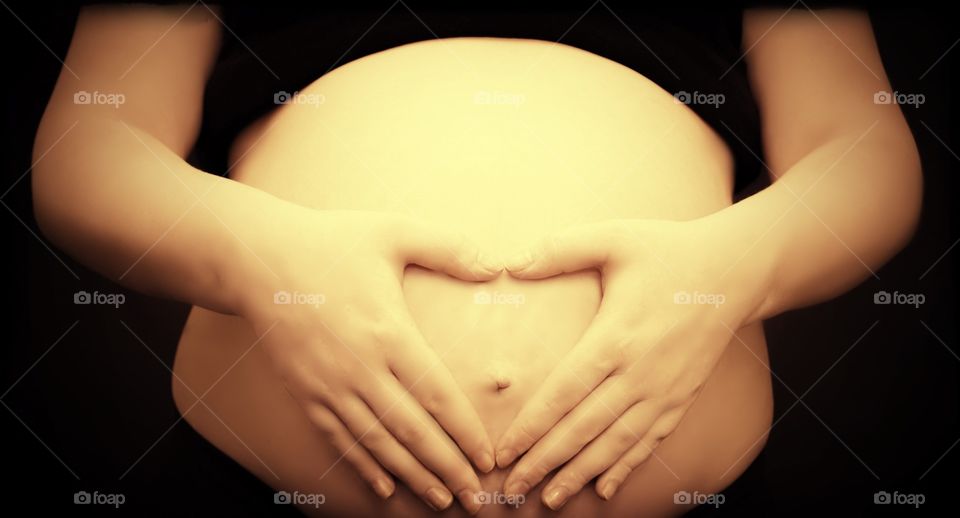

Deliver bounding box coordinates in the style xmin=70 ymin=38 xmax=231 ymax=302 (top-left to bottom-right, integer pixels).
xmin=494 ymin=218 xmax=770 ymax=509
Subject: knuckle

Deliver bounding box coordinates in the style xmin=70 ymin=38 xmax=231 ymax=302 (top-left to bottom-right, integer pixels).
xmin=529 ymin=462 xmax=550 ymax=482
xmin=515 ymin=460 xmax=547 ymax=484
xmin=613 ymin=426 xmax=639 ymax=450
xmin=560 ymin=469 xmax=589 ymax=488
xmin=362 ymin=427 xmax=392 ymax=451
xmin=651 ymin=418 xmax=679 ymax=441
xmin=571 ymin=415 xmax=602 ymax=443
xmin=602 ymin=332 xmax=634 ymax=369
xmin=611 ymin=459 xmax=634 ymax=477
xmin=418 ymin=389 xmax=447 ymax=416
xmin=512 ymin=420 xmax=538 ymax=446
xmin=393 ymin=422 xmax=427 ymax=446
xmin=541 ymin=390 xmax=563 ymax=411
xmin=305 ymin=407 xmax=337 ymax=439
xmin=632 ymin=446 xmax=655 ymax=467
xmin=369 ymin=316 xmax=409 ymax=349
xmin=661 ymin=391 xmax=687 ymax=409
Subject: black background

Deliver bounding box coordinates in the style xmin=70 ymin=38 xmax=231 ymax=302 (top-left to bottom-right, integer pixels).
xmin=2 ymin=1 xmax=957 ymax=516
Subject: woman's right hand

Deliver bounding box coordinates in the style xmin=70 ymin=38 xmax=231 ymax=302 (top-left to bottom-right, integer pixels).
xmin=232 ymin=207 xmax=500 ymax=514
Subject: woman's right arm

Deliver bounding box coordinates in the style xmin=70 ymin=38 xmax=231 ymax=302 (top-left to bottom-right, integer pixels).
xmin=32 ymin=4 xmax=248 ymax=313
xmin=33 ymin=6 xmax=496 ymax=513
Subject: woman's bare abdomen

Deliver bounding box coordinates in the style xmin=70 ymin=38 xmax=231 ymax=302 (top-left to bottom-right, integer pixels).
xmin=172 ymin=38 xmax=773 ymax=517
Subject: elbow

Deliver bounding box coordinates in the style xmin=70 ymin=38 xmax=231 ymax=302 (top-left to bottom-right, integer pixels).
xmin=30 ymin=111 xmax=78 ymax=245
xmin=893 ymin=133 xmax=924 ymax=252
xmin=30 ymin=159 xmax=64 ymax=246
xmin=874 ymin=107 xmax=924 ymax=253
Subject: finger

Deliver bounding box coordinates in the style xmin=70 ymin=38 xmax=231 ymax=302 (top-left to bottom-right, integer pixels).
xmin=502 ymin=377 xmax=633 ymax=496
xmin=332 ymin=395 xmax=458 ymax=512
xmin=303 ymin=404 xmax=395 ymax=499
xmin=539 ymin=402 xmax=662 ymax=510
xmin=504 ymin=221 xmax=620 ymax=278
xmin=385 ymin=320 xmax=496 ymax=473
xmin=496 ymin=313 xmax=623 ymax=469
xmin=595 ymin=409 xmax=686 ymax=501
xmin=361 ymin=371 xmax=484 ymax=514
xmin=393 ymin=215 xmax=501 ymax=281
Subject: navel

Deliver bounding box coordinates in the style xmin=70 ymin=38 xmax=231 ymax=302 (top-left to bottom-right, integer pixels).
xmin=486 ymin=361 xmax=513 ymax=392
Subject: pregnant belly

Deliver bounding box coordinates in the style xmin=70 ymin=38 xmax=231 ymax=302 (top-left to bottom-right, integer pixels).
xmin=172 ymin=38 xmax=773 ymax=517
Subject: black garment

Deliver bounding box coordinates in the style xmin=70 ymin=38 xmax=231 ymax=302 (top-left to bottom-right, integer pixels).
xmin=189 ymin=5 xmax=764 ymax=193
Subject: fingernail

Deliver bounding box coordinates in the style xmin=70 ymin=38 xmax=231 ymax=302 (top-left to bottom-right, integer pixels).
xmin=477 ymin=252 xmax=502 ymax=274
xmin=506 ymin=479 xmax=530 ymax=497
xmin=543 ymin=486 xmax=570 ymax=510
xmin=599 ymin=479 xmax=620 ymax=500
xmin=372 ymin=478 xmax=394 ymax=499
xmin=476 ymin=451 xmax=495 ymax=473
xmin=495 ymin=448 xmax=516 ymax=468
xmin=504 ymin=252 xmax=531 ymax=272
xmin=459 ymin=489 xmax=482 ymax=515
xmin=425 ymin=487 xmax=453 ymax=511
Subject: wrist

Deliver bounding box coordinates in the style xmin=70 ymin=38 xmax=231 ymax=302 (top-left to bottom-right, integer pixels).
xmin=690 ymin=206 xmax=782 ymax=325
xmin=213 ymin=189 xmax=309 ymax=318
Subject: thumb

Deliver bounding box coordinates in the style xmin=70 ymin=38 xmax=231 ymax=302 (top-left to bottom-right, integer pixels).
xmin=393 ymin=216 xmax=501 ymax=281
xmin=506 ymin=221 xmax=618 ymax=279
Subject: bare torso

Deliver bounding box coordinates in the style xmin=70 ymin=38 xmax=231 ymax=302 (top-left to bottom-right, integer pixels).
xmin=171 ymin=37 xmax=773 ymax=517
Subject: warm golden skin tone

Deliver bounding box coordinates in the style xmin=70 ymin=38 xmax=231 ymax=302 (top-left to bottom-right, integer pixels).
xmin=32 ymin=5 xmax=920 ymax=517
xmin=173 ymin=36 xmax=770 ymax=517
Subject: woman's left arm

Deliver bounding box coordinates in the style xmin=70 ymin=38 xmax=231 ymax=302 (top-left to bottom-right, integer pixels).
xmin=494 ymin=8 xmax=922 ymax=509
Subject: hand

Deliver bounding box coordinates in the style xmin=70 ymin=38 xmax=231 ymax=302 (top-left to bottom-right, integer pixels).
xmin=234 ymin=207 xmax=500 ymax=514
xmin=494 ymin=218 xmax=768 ymax=509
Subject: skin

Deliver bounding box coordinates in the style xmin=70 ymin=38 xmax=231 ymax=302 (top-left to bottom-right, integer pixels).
xmin=32 ymin=5 xmax=496 ymax=513
xmin=496 ymin=8 xmax=922 ymax=509
xmin=173 ymin=34 xmax=772 ymax=517
xmin=31 ymin=4 xmax=920 ymax=516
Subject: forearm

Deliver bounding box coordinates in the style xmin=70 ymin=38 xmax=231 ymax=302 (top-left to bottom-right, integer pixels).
xmin=701 ymin=128 xmax=922 ymax=323
xmin=32 ymin=115 xmax=298 ymax=314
